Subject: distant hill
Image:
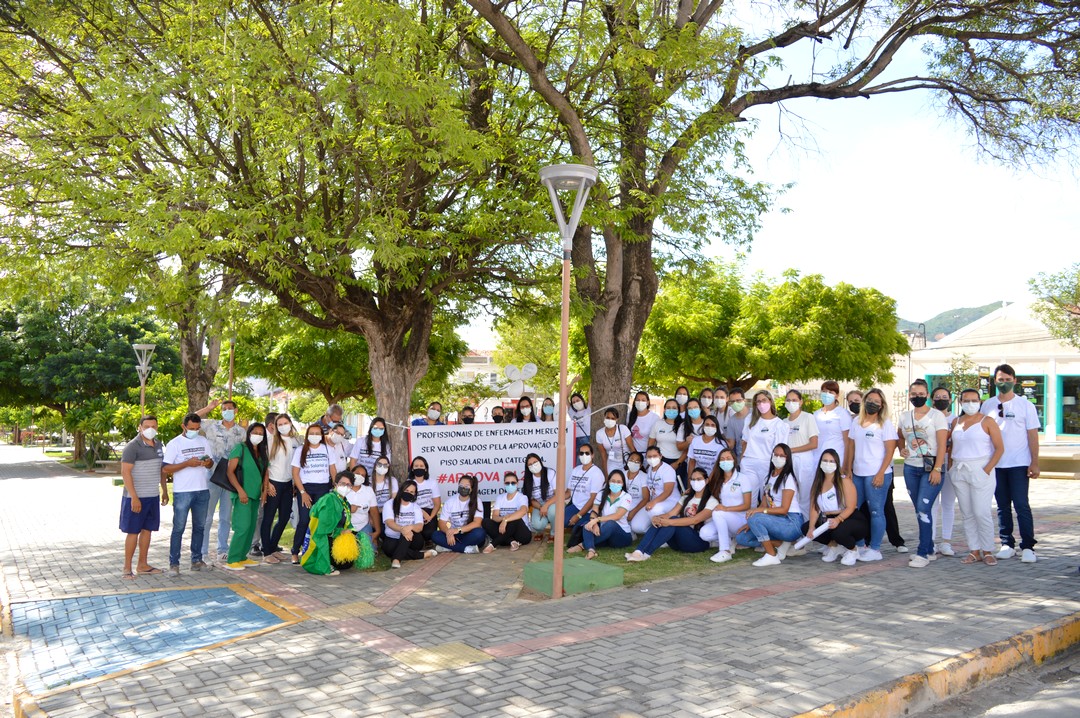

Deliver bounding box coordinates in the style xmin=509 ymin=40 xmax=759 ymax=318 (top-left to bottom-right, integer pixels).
xmin=899 ymin=303 xmax=1002 ymax=340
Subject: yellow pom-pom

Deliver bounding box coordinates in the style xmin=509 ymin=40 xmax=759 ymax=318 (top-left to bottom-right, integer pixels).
xmin=331 ymin=533 xmax=360 ymax=564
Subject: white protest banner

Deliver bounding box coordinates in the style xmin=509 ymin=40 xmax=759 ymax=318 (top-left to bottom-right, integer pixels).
xmin=408 ymin=423 xmax=573 ymax=502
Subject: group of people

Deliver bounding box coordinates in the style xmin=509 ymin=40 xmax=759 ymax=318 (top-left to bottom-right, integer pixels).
xmin=119 ymin=363 xmax=1040 ymax=578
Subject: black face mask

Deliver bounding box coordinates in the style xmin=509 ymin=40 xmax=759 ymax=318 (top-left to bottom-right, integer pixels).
xmin=412 ymin=468 xmax=427 ymax=479
xmin=492 ymin=414 xmax=503 ymax=423
xmin=849 ymin=402 xmax=861 ymax=415
xmin=401 ymin=493 xmax=417 ymax=503
xmin=461 ymin=417 xmax=474 ymax=424
xmin=910 ymin=396 xmax=927 ymax=408
xmin=458 ymin=486 xmax=471 ymax=497
xmin=864 ymin=402 xmax=882 ymax=416
xmin=933 ymin=399 xmax=950 ymax=411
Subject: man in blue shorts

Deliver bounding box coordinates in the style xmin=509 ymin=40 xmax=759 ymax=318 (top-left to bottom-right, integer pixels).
xmin=120 ymin=415 xmax=169 ymax=579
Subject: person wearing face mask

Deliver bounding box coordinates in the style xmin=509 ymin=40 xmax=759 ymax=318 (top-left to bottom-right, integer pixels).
xmin=699 ymin=388 xmax=715 ymax=417
xmin=290 ymin=424 xmax=335 ymax=565
xmin=702 ymin=448 xmax=750 ymax=563
xmin=342 ymin=466 xmax=379 ymax=542
xmin=712 ymin=387 xmax=731 ymax=439
xmin=567 ymin=390 xmax=592 ymax=460
xmin=412 ymin=401 xmax=445 ymax=427
xmin=328 ymin=424 xmax=352 ymax=473
xmin=162 ymin=414 xmax=214 ymax=574
xmin=687 ymin=415 xmax=726 ymax=482
xmin=249 ymin=412 xmax=280 ymax=557
xmin=222 ymin=423 xmax=270 ymax=571
xmin=194 ymin=399 xmax=247 ymax=565
xmin=565 ymin=444 xmax=605 ymax=529
xmin=596 ymin=407 xmax=635 ymax=475
xmin=683 ymin=398 xmax=706 ymax=439
xmin=783 ymin=390 xmax=820 ymax=520
xmin=980 ymin=364 xmax=1041 ymax=562
xmin=293 ymin=471 xmax=357 ymax=576
xmin=119 ymin=415 xmax=169 ymax=579
xmin=813 ymin=381 xmax=852 ymax=471
xmin=739 ymin=391 xmax=790 ymax=506
xmin=897 ymin=379 xmax=949 ymax=567
xmin=578 ymin=470 xmax=634 ymax=559
xmin=802 ymin=448 xmax=867 ymax=566
xmin=843 ymin=388 xmax=898 ymax=562
xmin=523 ymin=454 xmax=556 ymax=542
xmin=643 ymin=446 xmax=680 ymax=518
xmin=846 ymin=390 xmax=863 ymax=418
xmin=735 ymin=444 xmax=803 ymax=567
xmin=627 ymin=391 xmax=659 ymax=454
xmin=930 ymin=387 xmax=959 ymax=556
xmin=349 ymin=417 xmax=393 ymax=479
xmin=540 ymin=398 xmax=556 ymax=422
xmin=434 ymin=475 xmax=489 ymax=554
xmin=649 ymin=399 xmax=689 ymax=476
xmin=673 ymin=386 xmax=691 ymax=418
xmin=623 ymin=452 xmax=653 ymax=536
xmin=261 ymin=413 xmax=299 ymax=564
xmin=370 ymin=457 xmax=399 ymax=513
xmin=408 ymin=456 xmax=441 ymax=542
xmin=626 ymin=467 xmax=717 ymax=562
xmin=457 ymin=406 xmax=476 ymax=425
xmin=316 ymin=404 xmax=345 ymax=434
xmin=490 ymin=406 xmax=505 ymax=424
xmin=511 ymin=396 xmax=539 ymax=423
xmin=723 ymin=389 xmax=750 ymax=460
xmin=951 ymin=389 xmax=1005 ymax=565
xmin=381 ymin=480 xmax=437 ymax=568
xmin=484 ymin=472 xmax=533 ymax=551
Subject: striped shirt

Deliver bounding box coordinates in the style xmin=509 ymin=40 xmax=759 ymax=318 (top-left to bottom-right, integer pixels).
xmin=121 ymin=436 xmax=164 ymax=498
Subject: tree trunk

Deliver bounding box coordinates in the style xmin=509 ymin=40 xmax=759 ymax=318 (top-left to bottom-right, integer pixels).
xmin=73 ymin=430 xmax=86 ymax=463
xmin=176 ymin=311 xmax=222 ymax=412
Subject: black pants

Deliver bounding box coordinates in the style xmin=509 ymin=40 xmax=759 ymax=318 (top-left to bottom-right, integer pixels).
xmin=261 ymin=480 xmax=293 ymax=555
xmin=482 ymin=518 xmax=533 ymax=547
xmin=860 ymin=482 xmax=905 ymax=547
xmin=291 ymin=483 xmax=330 ymax=555
xmin=802 ymin=514 xmax=869 ymax=550
xmin=382 ymin=532 xmax=426 ymax=561
xmin=421 ymin=515 xmax=438 ymax=542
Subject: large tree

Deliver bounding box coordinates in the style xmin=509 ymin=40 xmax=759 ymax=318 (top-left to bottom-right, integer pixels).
xmin=461 ymin=0 xmax=1080 ymax=420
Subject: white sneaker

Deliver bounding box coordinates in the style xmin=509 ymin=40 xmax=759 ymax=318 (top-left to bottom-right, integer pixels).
xmin=997 ymin=546 xmax=1016 ymax=560
xmin=821 ymin=546 xmax=839 ymax=563
xmin=937 ymin=542 xmax=955 ymax=557
xmin=463 ymin=546 xmax=479 ymax=554
xmin=391 ymin=560 xmax=402 ymax=569
xmin=908 ymin=555 xmax=931 ymax=568
xmin=776 ymin=541 xmax=792 ymax=560
xmin=927 ymin=552 xmax=938 ymax=561
xmin=710 ymin=550 xmax=732 ymax=564
xmin=752 ymin=553 xmax=783 ymax=567
xmin=434 ymin=544 xmax=451 ymax=553
xmin=626 ymin=550 xmax=646 ymax=562
xmin=895 ymin=545 xmax=909 ymax=554
xmin=840 ymin=549 xmax=858 ymax=566
xmin=857 ymin=549 xmax=883 ymax=562
xmin=1021 ymin=549 xmax=1037 ymax=563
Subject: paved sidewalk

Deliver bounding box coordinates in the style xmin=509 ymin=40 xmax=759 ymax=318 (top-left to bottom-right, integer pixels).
xmin=1 ymin=443 xmax=1078 ymax=717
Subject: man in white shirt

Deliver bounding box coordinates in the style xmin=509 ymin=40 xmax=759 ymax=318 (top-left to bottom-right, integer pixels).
xmin=195 ymin=399 xmax=247 ymax=562
xmin=163 ymin=413 xmax=214 ymax=574
xmin=980 ymin=364 xmax=1041 ymax=563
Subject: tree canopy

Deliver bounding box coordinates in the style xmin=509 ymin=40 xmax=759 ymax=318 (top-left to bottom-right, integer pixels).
xmin=1031 ymin=263 xmax=1080 ymax=350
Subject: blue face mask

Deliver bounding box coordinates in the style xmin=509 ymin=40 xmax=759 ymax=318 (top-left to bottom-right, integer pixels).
xmin=371 ymin=427 xmax=385 ymax=438
xmin=718 ymin=460 xmax=735 ymax=472
xmin=688 ymin=408 xmax=701 ymax=419
xmin=185 ymin=429 xmax=199 ymax=440
xmin=820 ymin=392 xmax=835 ymax=406
xmin=221 ymin=409 xmax=235 ymax=422
xmin=664 ymin=409 xmax=678 ymax=420
xmin=543 ymin=405 xmax=554 ymax=416
xmin=504 ymin=483 xmax=517 ymax=494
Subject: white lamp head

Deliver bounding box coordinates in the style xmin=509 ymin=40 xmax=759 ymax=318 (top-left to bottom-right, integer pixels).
xmin=540 ymin=164 xmax=599 ymax=250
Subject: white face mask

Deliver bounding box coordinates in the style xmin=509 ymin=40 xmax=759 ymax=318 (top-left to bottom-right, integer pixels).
xmin=700 ymin=398 xmax=712 ymax=408
xmin=572 ymin=400 xmax=585 ymax=411
xmin=528 ymin=462 xmax=542 ymax=475
xmin=962 ymin=402 xmax=981 ymax=415
xmin=626 ymin=461 xmax=641 ymax=473
xmin=675 ymin=394 xmax=688 ymax=406
xmin=578 ymin=453 xmax=592 ymax=465
xmin=427 ymin=409 xmax=441 ymax=421
xmin=771 ymin=456 xmax=787 ymax=469
xmin=519 ymin=405 xmax=532 ymax=416
xmin=277 ymin=424 xmax=292 ymax=435
xmin=330 ymin=433 xmax=344 ymax=444
xmin=703 ymin=426 xmax=717 ymax=437
xmin=308 ymin=435 xmax=322 ymax=445
xmin=820 ymin=461 xmax=837 ymax=474
xmin=785 ymin=401 xmax=801 ymax=414
xmin=336 ymin=485 xmax=350 ymax=496
xmin=715 ymin=399 xmax=727 ymax=410
xmin=249 ymin=434 xmax=264 ymax=446
xmin=690 ymin=479 xmax=707 ymax=492
xmin=603 ymin=418 xmax=617 ymax=429
xmin=141 ymin=427 xmax=158 ymax=441
xmin=634 ymin=400 xmax=648 ymax=412
xmin=647 ymin=455 xmax=662 ymax=468
xmin=375 ymin=465 xmax=389 ymax=475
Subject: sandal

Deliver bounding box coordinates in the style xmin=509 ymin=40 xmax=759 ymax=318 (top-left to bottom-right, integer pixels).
xmin=567 ymin=545 xmax=583 ymax=554
xmin=136 ymin=566 xmax=162 ymax=575
xmin=122 ymin=572 xmax=136 ymax=581
xmin=586 ymin=550 xmax=597 ymax=560
xmin=263 ymin=555 xmax=281 ymax=564
xmin=290 ymin=555 xmax=300 ymax=565
xmin=983 ymin=554 xmax=998 ymax=566
xmin=961 ymin=552 xmax=982 ymax=564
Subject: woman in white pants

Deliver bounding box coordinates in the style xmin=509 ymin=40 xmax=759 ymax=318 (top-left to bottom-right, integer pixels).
xmin=931 ymin=386 xmax=959 ymax=556
xmin=739 ymin=390 xmax=789 ymax=505
xmin=700 ymin=447 xmax=752 ymax=563
xmin=624 ymin=452 xmax=653 ymax=536
xmin=784 ymin=390 xmax=819 ymax=519
xmin=949 ymin=389 xmax=1005 ymax=566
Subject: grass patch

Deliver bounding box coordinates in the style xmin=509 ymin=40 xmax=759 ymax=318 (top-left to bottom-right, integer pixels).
xmin=532 ymin=541 xmax=755 ymax=587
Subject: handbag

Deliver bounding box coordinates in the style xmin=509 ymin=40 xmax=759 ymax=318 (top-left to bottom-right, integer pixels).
xmin=209 ymin=453 xmax=239 ymax=493
xmin=909 ymin=412 xmax=937 ymax=472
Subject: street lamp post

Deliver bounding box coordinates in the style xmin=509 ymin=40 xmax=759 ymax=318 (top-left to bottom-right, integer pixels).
xmin=133 ymin=343 xmax=157 ymax=415
xmin=540 ymin=163 xmax=598 ymax=599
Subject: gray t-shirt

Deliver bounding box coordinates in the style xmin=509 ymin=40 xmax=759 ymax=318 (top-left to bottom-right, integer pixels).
xmin=121 ymin=436 xmax=164 ymax=498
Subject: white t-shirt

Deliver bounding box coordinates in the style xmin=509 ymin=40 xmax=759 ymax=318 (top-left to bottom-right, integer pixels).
xmin=687 ymin=436 xmax=724 ymax=476
xmin=764 ymin=475 xmax=800 ymax=514
xmin=414 ymin=478 xmax=437 ymax=511
xmin=627 ymin=471 xmax=648 ymax=506
xmin=897 ymin=408 xmax=949 ymax=467
xmin=649 ymin=420 xmax=685 ymax=460
xmin=597 ymin=491 xmax=633 ymax=533
xmin=684 ymin=418 xmax=705 ymax=438
xmin=646 ymin=462 xmax=679 ymax=512
xmin=813 ymin=408 xmax=851 ymax=464
xmin=628 ymin=411 xmax=660 ymax=453
xmin=718 ymin=472 xmax=751 ymax=508
xmin=741 ymin=416 xmax=790 ymax=461
xmin=493 ymin=491 xmax=530 ymax=529
xmin=349 ymin=440 xmax=391 ymax=477
xmin=266 ymin=436 xmax=298 ymax=483
xmin=596 ymin=425 xmax=633 ymax=472
xmin=816 ymin=484 xmax=841 ymax=514
xmin=346 ymin=485 xmax=377 ymax=531
xmin=439 ymin=495 xmax=475 ymax=530
xmin=849 ymin=419 xmax=898 ymax=477
xmin=785 ymin=412 xmax=819 ymax=450
xmin=568 ymin=404 xmax=591 ymax=440
xmin=382 ymin=501 xmax=424 ymax=539
xmin=329 ymin=441 xmax=350 ymax=473
xmin=371 ymin=477 xmax=398 ymax=509
xmin=681 ymin=494 xmax=720 ymax=519
xmin=163 ymin=435 xmax=212 ymax=493
xmin=568 ymin=464 xmax=605 ymax=509
xmin=291 ymin=445 xmax=333 ymax=485
xmin=981 ymin=395 xmax=1040 ymax=468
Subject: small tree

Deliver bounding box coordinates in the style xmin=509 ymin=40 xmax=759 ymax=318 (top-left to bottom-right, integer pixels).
xmin=944 ymin=353 xmax=980 ymax=401
xmin=1031 ymin=264 xmax=1080 ymax=350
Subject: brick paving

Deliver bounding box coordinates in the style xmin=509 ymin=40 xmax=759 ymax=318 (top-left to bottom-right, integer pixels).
xmin=1 ymin=443 xmax=1079 ymax=717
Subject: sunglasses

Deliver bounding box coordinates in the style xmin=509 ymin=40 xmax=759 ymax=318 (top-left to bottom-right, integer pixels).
xmin=505 ymin=481 xmax=518 ymax=486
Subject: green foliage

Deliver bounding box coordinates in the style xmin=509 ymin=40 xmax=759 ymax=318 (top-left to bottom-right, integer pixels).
xmin=943 ymin=354 xmax=981 ymax=402
xmin=493 ymin=296 xmax=589 ymax=397
xmin=1031 ymin=264 xmax=1080 ymax=350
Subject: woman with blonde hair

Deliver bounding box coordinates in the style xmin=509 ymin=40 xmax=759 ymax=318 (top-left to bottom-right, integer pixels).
xmin=843 ymin=388 xmax=898 ymax=562
xmin=739 ymin=390 xmax=789 ymax=505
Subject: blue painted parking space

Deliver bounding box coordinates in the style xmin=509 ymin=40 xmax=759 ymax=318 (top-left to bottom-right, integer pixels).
xmin=11 ymin=587 xmax=284 ymax=693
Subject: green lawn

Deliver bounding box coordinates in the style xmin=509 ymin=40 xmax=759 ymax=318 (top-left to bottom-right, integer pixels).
xmin=533 ymin=540 xmax=755 ymax=587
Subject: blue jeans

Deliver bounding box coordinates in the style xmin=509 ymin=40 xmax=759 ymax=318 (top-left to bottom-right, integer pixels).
xmin=582 ymin=521 xmax=632 ymax=551
xmin=995 ymin=466 xmax=1036 ymax=550
xmin=203 ymin=481 xmax=233 ymax=556
xmin=531 ymin=504 xmax=558 ymax=532
xmin=737 ymin=512 xmax=804 ymax=547
xmin=564 ymin=502 xmax=584 ymax=528
xmin=432 ymin=527 xmax=487 ymax=553
xmin=904 ymin=465 xmax=943 ymax=558
xmin=853 ymin=472 xmax=892 ymax=550
xmin=170 ymin=490 xmax=209 ymax=566
xmin=636 ymin=525 xmax=709 ymax=556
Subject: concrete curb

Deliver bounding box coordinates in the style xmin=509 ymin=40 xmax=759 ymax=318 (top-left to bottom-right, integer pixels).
xmin=795 ymin=609 xmax=1080 ymax=718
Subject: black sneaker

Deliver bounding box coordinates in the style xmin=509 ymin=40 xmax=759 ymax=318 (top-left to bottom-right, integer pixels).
xmin=191 ymin=561 xmax=207 ymax=571
xmin=169 ymin=565 xmax=180 ymax=576
xmin=249 ymin=549 xmax=264 ymax=558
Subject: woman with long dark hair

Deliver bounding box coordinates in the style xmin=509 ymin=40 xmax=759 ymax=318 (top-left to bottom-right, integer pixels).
xmin=261 ymin=413 xmax=298 ymax=564
xmin=382 ymin=479 xmax=437 ymax=568
xmin=349 ymin=417 xmax=392 ymax=478
xmin=223 ymin=422 xmax=269 ymax=571
xmin=802 ymin=449 xmax=867 ymax=566
xmin=627 ymin=391 xmax=659 ymax=454
xmin=625 ymin=467 xmax=717 ymax=562
xmin=736 ymin=443 xmax=803 ymax=567
xmin=290 ymin=423 xmax=335 ymax=565
xmin=434 ymin=475 xmax=488 ymax=553
xmin=484 ymin=472 xmax=533 ymax=551
xmin=579 ymin=470 xmax=634 ymax=559
xmin=523 ymin=453 xmax=556 ymax=541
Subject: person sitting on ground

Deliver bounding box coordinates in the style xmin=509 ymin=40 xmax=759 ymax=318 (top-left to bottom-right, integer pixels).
xmin=345 ymin=465 xmax=380 ymax=542
xmin=624 ymin=451 xmax=652 ymax=536
xmin=578 ymin=470 xmax=634 ymax=560
xmin=523 ymin=453 xmax=556 ymax=542
xmin=381 ymin=479 xmax=437 ymax=568
xmin=433 ymin=475 xmax=488 ymax=554
xmin=802 ymin=448 xmax=867 ymax=567
xmin=700 ymin=447 xmax=751 ymax=564
xmin=736 ymin=443 xmax=803 ymax=567
xmin=409 ymin=455 xmax=441 ymax=542
xmin=297 ymin=471 xmax=356 ymax=577
xmin=483 ymin=471 xmax=533 ymax=551
xmin=626 ymin=467 xmax=717 ymax=562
